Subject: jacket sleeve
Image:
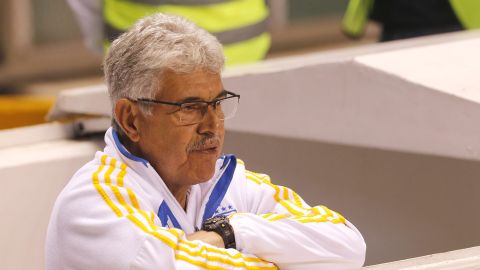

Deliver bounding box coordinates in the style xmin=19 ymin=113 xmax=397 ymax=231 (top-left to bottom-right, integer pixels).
xmin=46 ymin=154 xmax=277 ymax=270
xmin=228 ymin=161 xmax=366 ymax=270
xmin=89 ymin=156 xmax=278 ymax=270
xmin=120 ymin=212 xmax=278 ymax=270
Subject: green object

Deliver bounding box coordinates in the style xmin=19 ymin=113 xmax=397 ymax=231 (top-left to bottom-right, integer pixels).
xmin=342 ymin=0 xmax=480 ymax=39
xmin=450 ymin=0 xmax=480 ymax=29
xmin=341 ymin=0 xmax=374 ymax=38
xmin=103 ymin=0 xmax=270 ymax=66
xmin=289 ymin=0 xmax=349 ymax=21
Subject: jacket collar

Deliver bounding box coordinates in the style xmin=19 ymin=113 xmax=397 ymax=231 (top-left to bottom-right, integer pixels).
xmin=104 ymin=127 xmax=149 ymax=168
xmin=103 ymin=127 xmax=228 ymax=176
xmin=102 ymin=127 xmax=230 ymax=198
xmin=102 ymin=127 xmax=236 ymax=232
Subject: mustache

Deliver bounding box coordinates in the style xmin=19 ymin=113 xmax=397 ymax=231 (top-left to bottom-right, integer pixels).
xmin=187 ymin=135 xmax=221 ymax=152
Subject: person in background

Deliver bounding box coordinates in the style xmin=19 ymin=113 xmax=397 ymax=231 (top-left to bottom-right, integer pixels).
xmin=342 ymin=0 xmax=480 ymax=41
xmin=45 ymin=13 xmax=366 ymax=270
xmin=67 ymin=0 xmax=270 ymax=65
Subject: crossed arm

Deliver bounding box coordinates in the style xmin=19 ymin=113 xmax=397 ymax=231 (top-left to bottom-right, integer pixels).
xmin=185 ymin=168 xmax=366 ymax=269
xmin=55 ymin=155 xmax=365 ymax=270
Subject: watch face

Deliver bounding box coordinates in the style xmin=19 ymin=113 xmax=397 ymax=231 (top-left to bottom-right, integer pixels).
xmin=202 ymin=216 xmax=236 ymax=249
xmin=203 ymin=216 xmax=227 ymax=231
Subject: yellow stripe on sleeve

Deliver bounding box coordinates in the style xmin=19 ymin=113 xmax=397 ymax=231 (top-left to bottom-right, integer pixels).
xmin=175 ymin=253 xmax=275 ymax=270
xmin=92 ymin=154 xmax=276 ymax=270
xmin=246 ymin=174 xmax=262 ymax=185
xmin=283 ymin=186 xmax=289 ymax=201
xmin=179 ymin=240 xmax=271 ymax=264
xmin=92 ymin=155 xmax=123 ymax=217
xmin=236 ymin=158 xmax=245 ymax=165
xmin=104 ymin=158 xmax=116 ymax=184
xmin=111 ymin=158 xmax=160 ymax=231
xmin=259 ymin=213 xmax=275 ymax=219
xmin=292 ymin=191 xmax=303 ymax=207
xmin=266 ymin=214 xmax=288 ymax=222
xmin=117 ymin=163 xmax=127 ymax=186
xmin=109 ymin=185 xmax=135 ymax=215
xmin=245 ymin=169 xmax=346 ymax=225
xmin=127 ymin=188 xmax=141 ymax=209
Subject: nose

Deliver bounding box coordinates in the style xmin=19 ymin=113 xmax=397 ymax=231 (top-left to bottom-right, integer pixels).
xmin=197 ymin=105 xmax=222 ymax=134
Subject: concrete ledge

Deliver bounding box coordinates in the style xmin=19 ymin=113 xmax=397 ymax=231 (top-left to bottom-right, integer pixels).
xmin=46 ymin=31 xmax=480 ymax=161
xmin=365 ymin=246 xmax=480 ymax=270
xmin=0 ymin=122 xmax=73 ymax=149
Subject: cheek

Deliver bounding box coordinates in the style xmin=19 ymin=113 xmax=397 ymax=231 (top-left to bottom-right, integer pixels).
xmin=162 ymin=131 xmax=193 ymax=161
xmin=185 ymin=153 xmax=218 ymax=181
xmin=219 ymin=125 xmax=225 ymax=141
xmin=141 ymin=122 xmax=193 ymax=163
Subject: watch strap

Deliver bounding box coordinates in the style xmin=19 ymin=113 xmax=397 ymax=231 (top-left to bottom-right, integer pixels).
xmin=202 ymin=216 xmax=236 ymax=249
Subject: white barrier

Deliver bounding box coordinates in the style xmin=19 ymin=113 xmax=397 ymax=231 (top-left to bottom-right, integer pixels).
xmin=49 ymin=30 xmax=480 ymax=161
xmin=0 ymin=137 xmax=102 ymax=269
xmin=365 ymin=246 xmax=480 ymax=270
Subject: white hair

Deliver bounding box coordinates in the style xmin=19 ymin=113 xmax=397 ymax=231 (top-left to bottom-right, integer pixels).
xmin=103 ymin=13 xmax=225 ymax=132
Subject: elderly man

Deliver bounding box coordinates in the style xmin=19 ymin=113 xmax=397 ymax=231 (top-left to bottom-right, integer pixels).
xmin=46 ymin=13 xmax=366 ymax=270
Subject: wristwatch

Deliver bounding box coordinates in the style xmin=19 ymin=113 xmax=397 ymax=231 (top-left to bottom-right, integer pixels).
xmin=201 ymin=216 xmax=236 ymax=249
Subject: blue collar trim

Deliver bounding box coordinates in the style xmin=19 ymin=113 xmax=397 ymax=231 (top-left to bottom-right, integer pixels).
xmin=220 ymin=155 xmax=229 ymax=170
xmin=112 ymin=129 xmax=149 ymax=167
xmin=202 ymin=155 xmax=237 ymax=222
xmin=157 ymin=201 xmax=182 ymax=230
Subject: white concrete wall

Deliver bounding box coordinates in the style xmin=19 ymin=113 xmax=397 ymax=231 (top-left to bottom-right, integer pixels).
xmin=223 ymin=32 xmax=480 ymax=161
xmin=0 ymin=137 xmax=103 ymax=269
xmin=224 ymin=130 xmax=480 ymax=265
xmin=365 ymin=246 xmax=480 ymax=270
xmin=49 ymin=30 xmax=480 ymax=161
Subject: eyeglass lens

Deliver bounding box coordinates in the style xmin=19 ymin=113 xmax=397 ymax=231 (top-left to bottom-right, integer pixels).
xmin=178 ymin=97 xmax=238 ymax=125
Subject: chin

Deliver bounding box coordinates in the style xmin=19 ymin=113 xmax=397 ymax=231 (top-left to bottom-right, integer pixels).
xmin=188 ymin=152 xmax=220 ymax=181
xmin=196 ymin=166 xmax=217 ymax=182
xmin=190 ymin=161 xmax=217 ymax=185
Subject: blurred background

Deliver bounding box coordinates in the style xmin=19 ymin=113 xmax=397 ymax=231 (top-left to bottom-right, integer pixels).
xmin=0 ymin=0 xmax=381 ymax=130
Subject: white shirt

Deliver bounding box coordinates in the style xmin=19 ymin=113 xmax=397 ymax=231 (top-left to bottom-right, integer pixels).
xmin=45 ymin=128 xmax=366 ymax=270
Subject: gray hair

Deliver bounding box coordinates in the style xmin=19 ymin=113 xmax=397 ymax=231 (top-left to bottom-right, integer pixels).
xmin=103 ymin=13 xmax=225 ymax=133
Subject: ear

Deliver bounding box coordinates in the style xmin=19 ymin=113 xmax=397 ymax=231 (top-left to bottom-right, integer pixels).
xmin=114 ymin=98 xmax=141 ymax=142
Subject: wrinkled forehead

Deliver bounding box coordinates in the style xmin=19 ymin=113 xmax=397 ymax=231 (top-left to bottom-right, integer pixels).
xmin=156 ymin=69 xmax=224 ymax=101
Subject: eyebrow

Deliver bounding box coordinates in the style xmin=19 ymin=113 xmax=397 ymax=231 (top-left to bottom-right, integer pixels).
xmin=177 ymin=90 xmax=227 ymax=103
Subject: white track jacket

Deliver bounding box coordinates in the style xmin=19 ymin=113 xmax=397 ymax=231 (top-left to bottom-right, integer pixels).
xmin=46 ymin=128 xmax=366 ymax=270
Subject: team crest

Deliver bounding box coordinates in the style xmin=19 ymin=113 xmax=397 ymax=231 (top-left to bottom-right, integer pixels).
xmin=214 ymin=204 xmax=237 ymax=217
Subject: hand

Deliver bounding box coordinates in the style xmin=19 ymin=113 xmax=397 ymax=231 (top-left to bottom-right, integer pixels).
xmin=186 ymin=230 xmax=224 ymax=248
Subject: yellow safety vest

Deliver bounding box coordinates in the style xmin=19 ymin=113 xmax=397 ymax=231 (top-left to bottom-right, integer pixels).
xmin=449 ymin=0 xmax=480 ymax=29
xmin=103 ymin=0 xmax=271 ymax=66
xmin=342 ymin=0 xmax=480 ymax=38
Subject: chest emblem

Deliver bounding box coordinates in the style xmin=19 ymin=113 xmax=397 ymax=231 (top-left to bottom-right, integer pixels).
xmin=214 ymin=204 xmax=237 ymax=217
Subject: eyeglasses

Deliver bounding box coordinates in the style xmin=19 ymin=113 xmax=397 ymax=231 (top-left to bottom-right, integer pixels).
xmin=134 ymin=90 xmax=240 ymax=125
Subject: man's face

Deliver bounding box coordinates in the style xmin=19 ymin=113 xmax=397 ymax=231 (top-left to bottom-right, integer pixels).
xmin=136 ymin=69 xmax=225 ymax=189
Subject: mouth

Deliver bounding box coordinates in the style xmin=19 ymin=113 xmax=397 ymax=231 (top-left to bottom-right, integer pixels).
xmin=188 ymin=135 xmax=222 ymax=156
xmin=192 ymin=146 xmax=219 ymax=155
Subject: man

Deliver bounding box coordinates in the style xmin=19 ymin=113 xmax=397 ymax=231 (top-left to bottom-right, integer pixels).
xmin=46 ymin=13 xmax=366 ymax=270
xmin=66 ymin=0 xmax=270 ymax=65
